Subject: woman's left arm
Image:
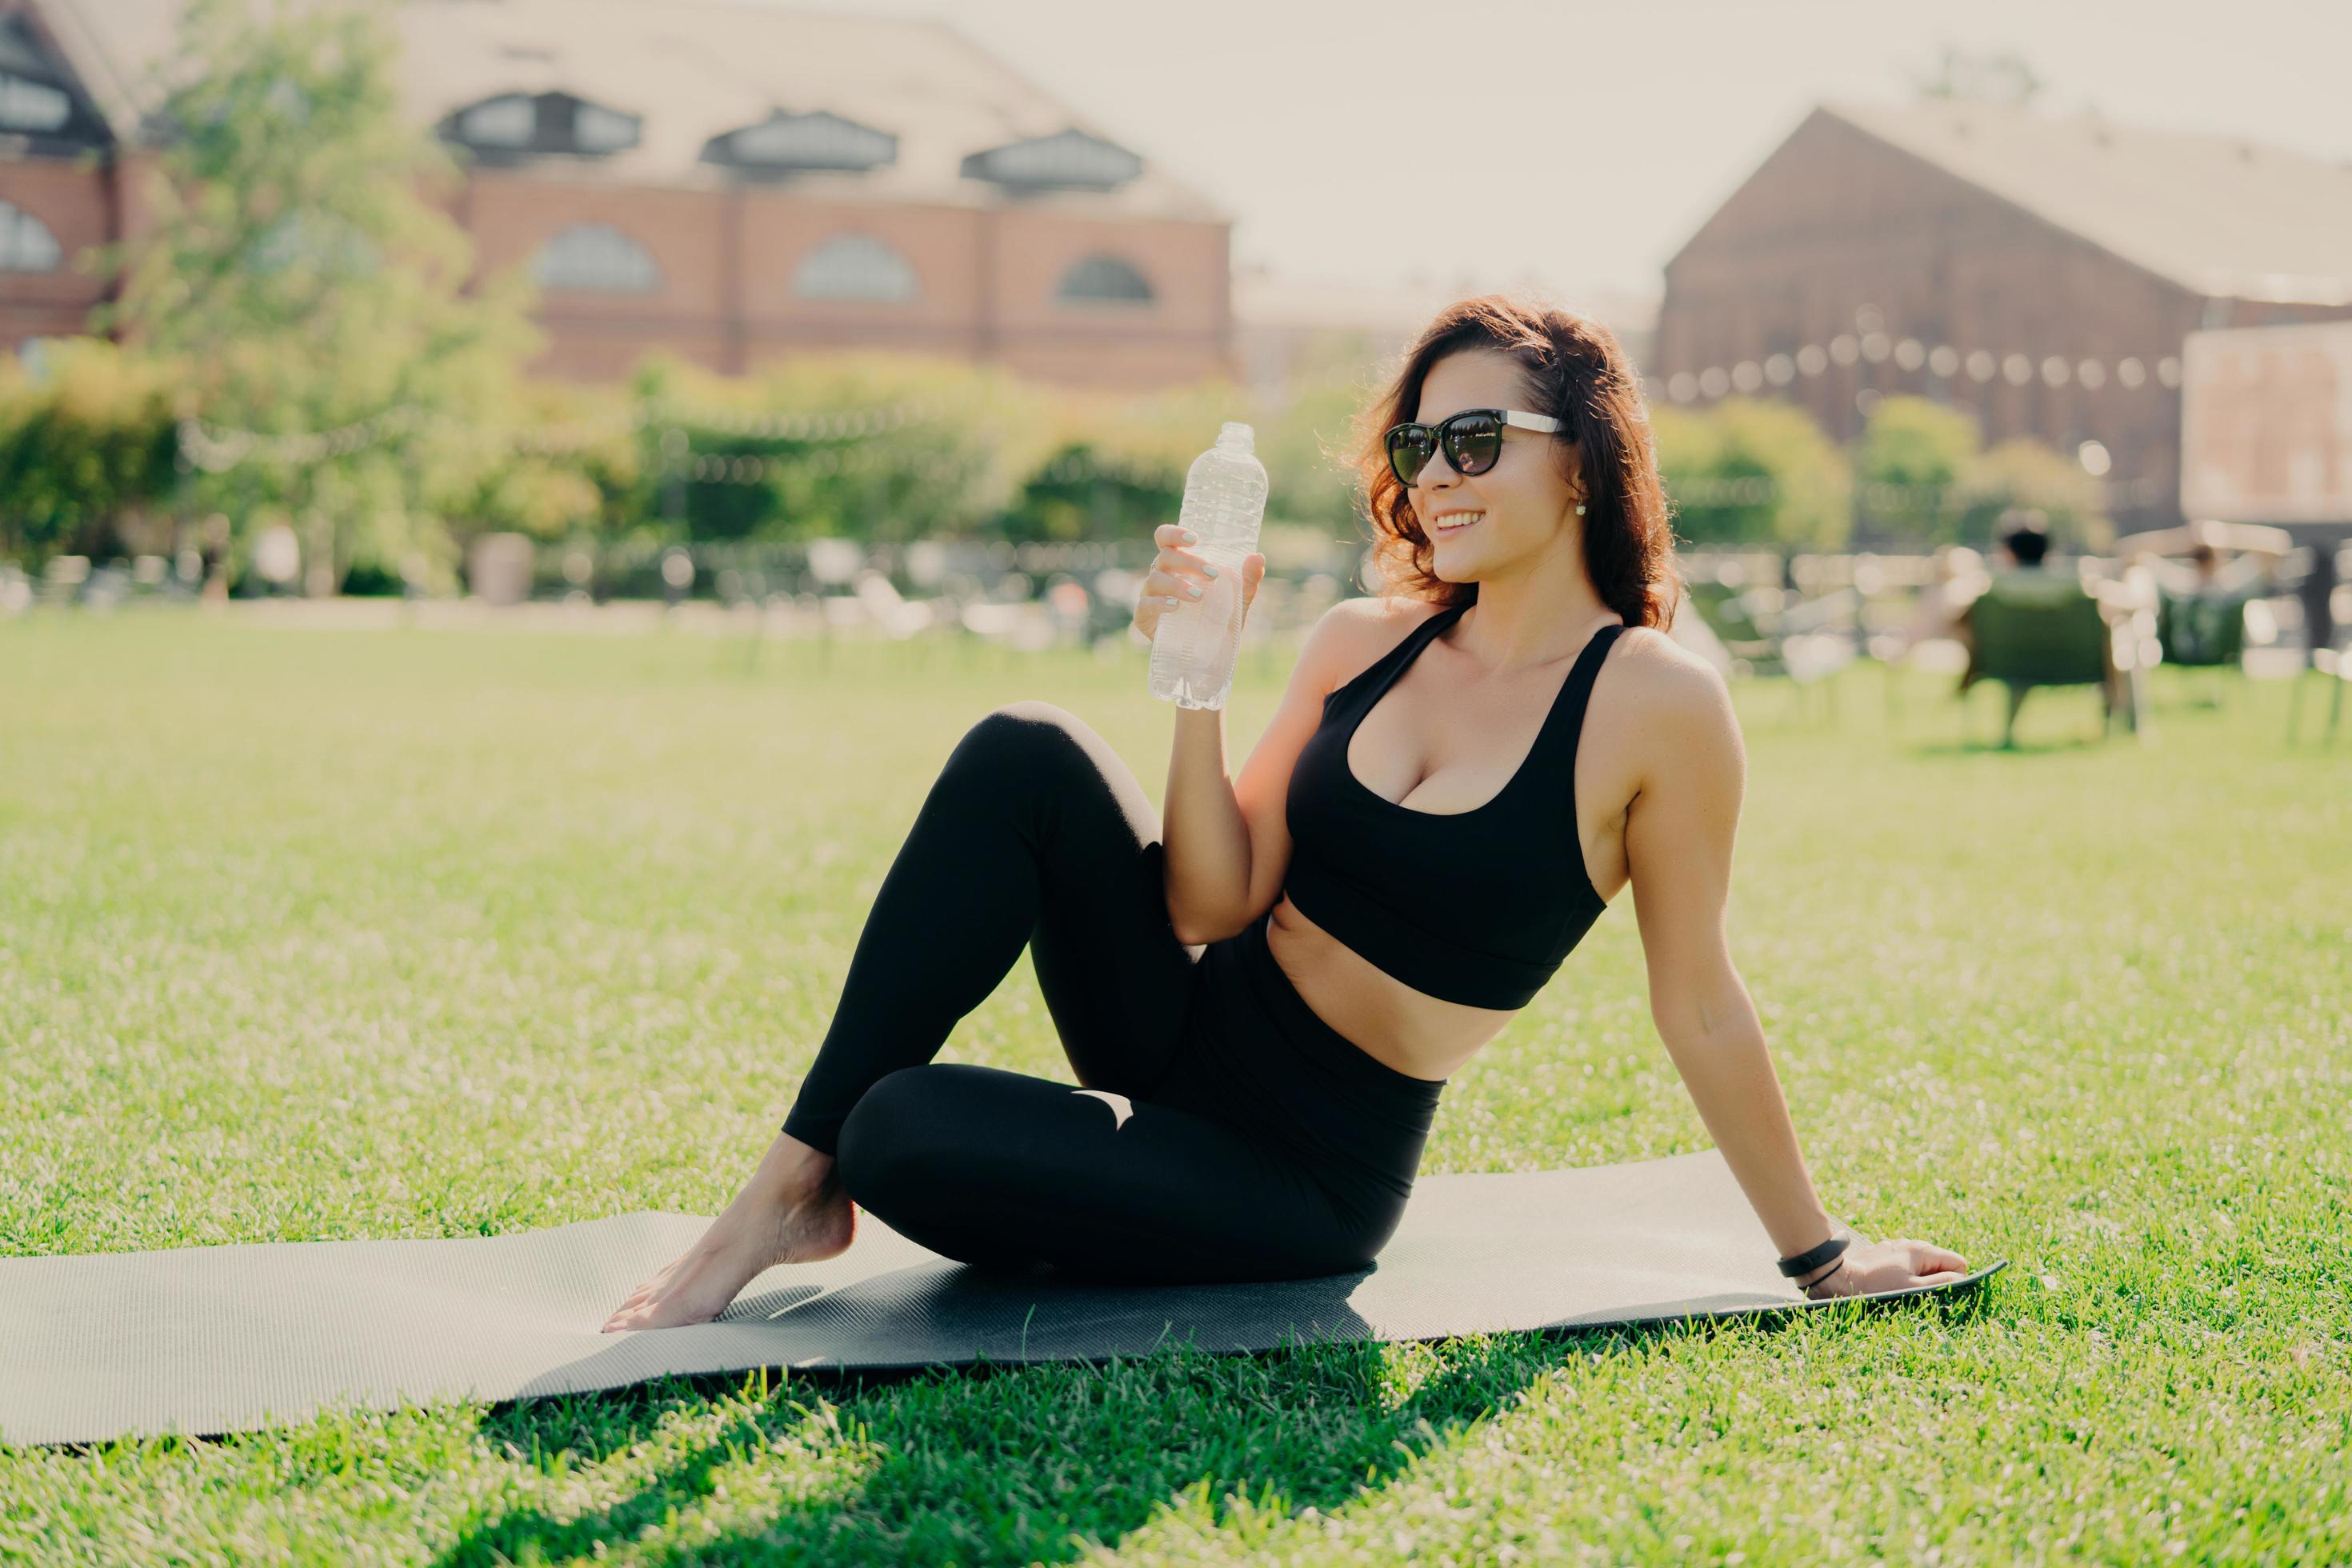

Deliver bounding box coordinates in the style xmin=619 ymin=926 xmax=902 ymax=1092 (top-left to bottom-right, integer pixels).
xmin=1622 ymin=655 xmax=1970 ymax=1297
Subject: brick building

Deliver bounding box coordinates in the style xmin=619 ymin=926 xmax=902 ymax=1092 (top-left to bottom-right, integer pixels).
xmin=0 ymin=0 xmax=1234 ymax=389
xmin=1654 ymin=98 xmax=2352 ymax=537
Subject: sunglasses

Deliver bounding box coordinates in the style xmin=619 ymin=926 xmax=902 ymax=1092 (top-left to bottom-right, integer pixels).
xmin=1383 ymin=407 xmax=1562 ymax=488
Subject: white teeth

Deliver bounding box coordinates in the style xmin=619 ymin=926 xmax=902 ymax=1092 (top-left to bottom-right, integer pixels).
xmin=1435 ymin=512 xmax=1484 ymax=529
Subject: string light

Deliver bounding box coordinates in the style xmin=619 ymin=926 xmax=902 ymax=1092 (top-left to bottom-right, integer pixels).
xmin=1664 ymin=472 xmax=2175 ymax=509
xmin=1653 ymin=318 xmax=2186 ymax=408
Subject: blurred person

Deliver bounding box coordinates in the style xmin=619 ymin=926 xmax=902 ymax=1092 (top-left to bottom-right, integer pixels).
xmin=2123 ymin=519 xmax=2288 ymax=599
xmin=1045 ymin=575 xmax=1092 ymax=645
xmin=603 ymin=296 xmax=1969 ymax=1331
xmin=1954 ymin=510 xmax=2101 ymax=694
xmin=1993 ymin=510 xmax=2052 ymax=571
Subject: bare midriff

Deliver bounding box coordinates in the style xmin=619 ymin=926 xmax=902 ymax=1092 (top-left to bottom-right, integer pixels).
xmin=1263 ymin=894 xmax=1520 ymax=1082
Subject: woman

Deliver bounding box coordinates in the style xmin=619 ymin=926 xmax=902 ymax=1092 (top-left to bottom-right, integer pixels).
xmin=602 ymin=296 xmax=1970 ymax=1332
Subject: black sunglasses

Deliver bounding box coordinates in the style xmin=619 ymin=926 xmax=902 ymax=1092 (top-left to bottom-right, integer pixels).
xmin=1383 ymin=407 xmax=1562 ymax=488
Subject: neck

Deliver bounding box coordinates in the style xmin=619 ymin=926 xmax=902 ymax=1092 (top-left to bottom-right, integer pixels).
xmin=1450 ymin=550 xmax=1617 ymax=673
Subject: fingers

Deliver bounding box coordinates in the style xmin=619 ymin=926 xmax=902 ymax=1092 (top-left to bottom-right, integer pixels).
xmin=1154 ymin=548 xmax=1219 ymax=582
xmin=1903 ymin=1239 xmax=1970 ymax=1274
xmin=1138 ymin=530 xmax=1262 ymax=630
xmin=1142 ymin=569 xmax=1210 ymax=604
xmin=1150 ymin=525 xmax=1237 ymax=580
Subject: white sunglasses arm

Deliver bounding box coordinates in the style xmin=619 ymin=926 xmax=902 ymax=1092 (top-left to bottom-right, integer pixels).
xmin=1501 ymin=410 xmax=1562 ymax=434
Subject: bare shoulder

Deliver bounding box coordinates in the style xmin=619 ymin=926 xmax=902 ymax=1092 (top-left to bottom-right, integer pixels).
xmin=1607 ymin=622 xmax=1722 ymax=699
xmin=1304 ymin=594 xmax=1448 ymax=695
xmin=1601 ymin=624 xmax=1742 ymax=761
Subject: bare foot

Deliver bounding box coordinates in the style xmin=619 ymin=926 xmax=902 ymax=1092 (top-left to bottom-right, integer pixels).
xmin=602 ymin=1147 xmax=858 ymax=1332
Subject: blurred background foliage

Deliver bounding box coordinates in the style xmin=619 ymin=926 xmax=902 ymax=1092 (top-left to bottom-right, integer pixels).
xmin=0 ymin=0 xmax=2105 ymax=589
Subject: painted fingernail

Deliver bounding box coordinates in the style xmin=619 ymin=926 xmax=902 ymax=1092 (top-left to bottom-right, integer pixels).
xmin=1204 ymin=566 xmax=1218 ymax=578
xmin=1165 ymin=595 xmax=1178 ymax=606
xmin=1181 ymin=530 xmax=1198 ymax=542
xmin=1186 ymin=584 xmax=1202 ymax=596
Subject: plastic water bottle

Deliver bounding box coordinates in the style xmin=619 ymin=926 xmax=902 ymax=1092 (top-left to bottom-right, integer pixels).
xmin=1149 ymin=422 xmax=1267 ymax=710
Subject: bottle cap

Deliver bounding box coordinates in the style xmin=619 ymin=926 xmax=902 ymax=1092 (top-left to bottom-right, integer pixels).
xmin=1217 ymin=421 xmax=1254 ymax=451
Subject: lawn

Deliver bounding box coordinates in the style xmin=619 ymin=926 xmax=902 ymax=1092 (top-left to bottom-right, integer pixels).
xmin=2 ymin=610 xmax=2346 ymax=1565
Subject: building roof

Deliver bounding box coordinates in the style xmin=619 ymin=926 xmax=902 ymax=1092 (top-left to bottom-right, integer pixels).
xmin=1232 ymin=267 xmax=1659 ymax=338
xmin=1818 ymin=98 xmax=2352 ymax=306
xmin=34 ymin=0 xmax=1228 ymax=221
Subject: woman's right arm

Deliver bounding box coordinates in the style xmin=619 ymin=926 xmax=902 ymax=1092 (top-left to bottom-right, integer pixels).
xmin=1161 ymin=601 xmax=1368 ymax=946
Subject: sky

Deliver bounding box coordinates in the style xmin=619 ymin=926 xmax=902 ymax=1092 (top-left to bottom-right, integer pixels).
xmin=766 ymin=0 xmax=2352 ymax=309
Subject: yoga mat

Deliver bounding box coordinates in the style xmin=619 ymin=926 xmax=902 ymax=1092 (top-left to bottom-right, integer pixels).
xmin=0 ymin=1150 xmax=2002 ymax=1448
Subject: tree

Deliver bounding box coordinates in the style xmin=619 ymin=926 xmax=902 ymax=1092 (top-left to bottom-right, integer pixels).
xmin=0 ymin=340 xmax=178 ymax=564
xmin=1954 ymin=438 xmax=2112 ymax=553
xmin=1852 ymin=395 xmax=1982 ymax=545
xmin=1254 ymin=366 xmax=1380 ymax=539
xmin=1654 ymin=397 xmax=1851 ymax=550
xmin=90 ymin=0 xmax=538 ymax=596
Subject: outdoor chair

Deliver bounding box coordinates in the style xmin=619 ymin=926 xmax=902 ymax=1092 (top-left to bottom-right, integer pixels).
xmin=1686 ymin=579 xmax=1783 ymax=674
xmin=2286 ymin=643 xmax=2350 ymax=746
xmin=2156 ymin=588 xmax=2250 ymax=667
xmin=1775 ymin=585 xmax=1861 ymax=723
xmin=1690 ymin=578 xmax=1860 ymax=722
xmin=1969 ymin=578 xmax=2142 ymax=747
xmin=2154 ymin=586 xmax=2255 ymax=710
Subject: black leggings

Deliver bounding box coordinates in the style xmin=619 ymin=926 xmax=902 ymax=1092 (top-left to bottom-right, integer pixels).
xmin=780 ymin=701 xmax=1448 ymax=1284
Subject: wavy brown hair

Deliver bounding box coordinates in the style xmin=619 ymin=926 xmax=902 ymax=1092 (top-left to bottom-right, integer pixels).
xmin=1351 ymin=294 xmax=1679 ymax=630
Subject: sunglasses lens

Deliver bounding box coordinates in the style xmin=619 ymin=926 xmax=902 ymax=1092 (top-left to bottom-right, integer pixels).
xmin=1386 ymin=426 xmax=1434 ymax=486
xmin=1445 ymin=413 xmax=1503 ymax=476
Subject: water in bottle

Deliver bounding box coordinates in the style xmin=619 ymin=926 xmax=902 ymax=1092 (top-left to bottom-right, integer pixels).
xmin=1149 ymin=422 xmax=1267 ymax=710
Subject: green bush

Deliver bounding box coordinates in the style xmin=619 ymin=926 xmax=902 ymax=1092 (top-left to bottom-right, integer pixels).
xmin=0 ymin=341 xmax=178 ymax=565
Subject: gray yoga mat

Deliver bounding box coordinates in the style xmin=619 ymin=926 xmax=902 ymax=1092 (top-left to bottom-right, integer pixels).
xmin=0 ymin=1150 xmax=2002 ymax=1448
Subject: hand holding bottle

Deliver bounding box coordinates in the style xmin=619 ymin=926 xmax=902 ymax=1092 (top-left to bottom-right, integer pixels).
xmin=1146 ymin=422 xmax=1269 ymax=710
xmin=1131 ymin=522 xmax=1266 ymax=643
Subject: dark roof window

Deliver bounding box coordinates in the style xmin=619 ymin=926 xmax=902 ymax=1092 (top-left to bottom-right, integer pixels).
xmin=0 ymin=70 xmax=70 ymax=134
xmin=704 ymin=109 xmax=896 ymax=176
xmin=439 ymin=91 xmax=642 ymax=161
xmin=962 ymin=129 xmax=1142 ymax=193
xmin=0 ymin=17 xmax=110 ymax=153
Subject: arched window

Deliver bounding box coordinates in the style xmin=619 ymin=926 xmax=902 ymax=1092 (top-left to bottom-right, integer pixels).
xmin=791 ymin=234 xmax=918 ymax=302
xmin=0 ymin=201 xmax=61 ymax=272
xmin=1054 ymin=254 xmax=1154 ymax=305
xmin=532 ymin=223 xmax=659 ymax=293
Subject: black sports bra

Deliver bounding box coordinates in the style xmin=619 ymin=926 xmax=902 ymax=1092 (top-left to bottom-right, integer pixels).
xmin=1282 ymin=598 xmax=1622 ymax=1010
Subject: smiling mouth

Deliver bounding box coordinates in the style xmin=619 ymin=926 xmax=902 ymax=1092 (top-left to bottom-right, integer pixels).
xmin=1433 ymin=511 xmax=1485 ymax=534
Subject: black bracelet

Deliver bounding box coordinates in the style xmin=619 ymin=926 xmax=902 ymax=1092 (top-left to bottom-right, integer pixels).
xmin=1776 ymin=1232 xmax=1850 ymax=1278
xmin=1801 ymin=1256 xmax=1847 ymax=1294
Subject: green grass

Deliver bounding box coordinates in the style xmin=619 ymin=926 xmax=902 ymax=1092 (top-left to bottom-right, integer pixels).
xmin=2 ymin=610 xmax=2347 ymax=1565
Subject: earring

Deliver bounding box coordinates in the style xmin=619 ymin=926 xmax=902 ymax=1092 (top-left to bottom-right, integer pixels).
xmin=1574 ymin=502 xmax=1586 ymax=515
